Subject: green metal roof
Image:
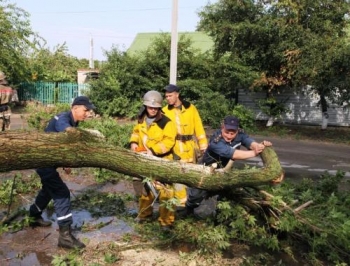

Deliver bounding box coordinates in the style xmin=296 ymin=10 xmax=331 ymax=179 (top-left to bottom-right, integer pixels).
xmin=127 ymin=31 xmax=214 ymax=54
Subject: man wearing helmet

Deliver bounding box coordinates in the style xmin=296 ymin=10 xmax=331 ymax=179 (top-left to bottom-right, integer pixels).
xmin=129 ymin=90 xmax=177 ymax=231
xmin=0 ymin=71 xmax=18 ymax=131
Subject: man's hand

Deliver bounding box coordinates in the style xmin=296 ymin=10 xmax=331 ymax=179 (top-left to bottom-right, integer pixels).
xmin=130 ymin=143 xmax=138 ymax=151
xmin=251 ymin=140 xmax=273 ymax=155
xmin=252 ymin=143 xmax=265 ymax=155
xmin=261 ymin=140 xmax=272 ymax=147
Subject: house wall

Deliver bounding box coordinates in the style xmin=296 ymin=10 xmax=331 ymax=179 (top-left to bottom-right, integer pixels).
xmin=238 ymin=88 xmax=350 ymax=127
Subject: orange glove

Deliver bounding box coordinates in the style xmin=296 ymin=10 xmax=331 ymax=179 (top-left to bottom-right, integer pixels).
xmin=135 ymin=146 xmax=147 ymax=153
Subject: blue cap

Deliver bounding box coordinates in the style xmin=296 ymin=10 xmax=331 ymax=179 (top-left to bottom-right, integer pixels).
xmin=164 ymin=84 xmax=180 ymax=93
xmin=223 ymin=116 xmax=239 ymax=130
xmin=72 ymin=96 xmax=96 ymax=110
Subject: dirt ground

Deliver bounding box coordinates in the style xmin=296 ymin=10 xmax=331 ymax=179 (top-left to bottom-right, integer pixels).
xmin=0 ymin=168 xmax=247 ymax=266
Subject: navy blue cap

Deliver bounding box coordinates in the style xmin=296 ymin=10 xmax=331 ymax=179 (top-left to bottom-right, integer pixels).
xmin=223 ymin=116 xmax=239 ymax=130
xmin=164 ymin=84 xmax=180 ymax=93
xmin=72 ymin=96 xmax=96 ymax=110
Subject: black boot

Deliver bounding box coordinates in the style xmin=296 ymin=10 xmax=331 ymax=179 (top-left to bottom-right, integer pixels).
xmin=58 ymin=225 xmax=86 ymax=249
xmin=29 ymin=215 xmax=52 ymax=227
xmin=176 ymin=206 xmax=194 ymax=219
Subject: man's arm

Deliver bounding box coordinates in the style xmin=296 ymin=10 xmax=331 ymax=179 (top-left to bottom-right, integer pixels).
xmin=232 ymin=149 xmax=259 ymax=160
xmin=192 ymin=104 xmax=208 ymax=152
xmin=228 ymin=140 xmax=271 ymax=160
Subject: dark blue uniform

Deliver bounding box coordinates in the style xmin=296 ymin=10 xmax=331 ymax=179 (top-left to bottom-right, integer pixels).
xmin=30 ymin=111 xmax=78 ymax=226
xmin=202 ymin=129 xmax=254 ymax=167
xmin=186 ymin=129 xmax=254 ymax=210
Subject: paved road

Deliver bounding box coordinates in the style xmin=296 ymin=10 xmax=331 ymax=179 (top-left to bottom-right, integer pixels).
xmin=248 ymin=135 xmax=350 ymax=179
xmin=8 ymin=113 xmax=350 ymax=180
xmin=10 ymin=113 xmax=28 ymax=130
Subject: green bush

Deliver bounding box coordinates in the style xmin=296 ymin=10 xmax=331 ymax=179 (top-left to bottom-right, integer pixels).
xmin=231 ymin=104 xmax=257 ymax=132
xmin=25 ymin=102 xmax=71 ymax=130
xmin=196 ymin=91 xmax=231 ymax=129
xmin=80 ymin=117 xmax=133 ymax=148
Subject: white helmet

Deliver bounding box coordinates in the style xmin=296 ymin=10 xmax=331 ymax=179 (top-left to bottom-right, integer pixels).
xmin=143 ymin=90 xmax=163 ymax=108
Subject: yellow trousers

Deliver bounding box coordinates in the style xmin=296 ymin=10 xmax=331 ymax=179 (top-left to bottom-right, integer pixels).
xmin=174 ymin=183 xmax=187 ymax=207
xmin=138 ymin=184 xmax=176 ymax=226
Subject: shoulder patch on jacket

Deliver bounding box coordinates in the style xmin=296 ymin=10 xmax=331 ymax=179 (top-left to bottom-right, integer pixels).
xmin=182 ymin=100 xmax=191 ymax=109
xmin=156 ymin=115 xmax=171 ymax=129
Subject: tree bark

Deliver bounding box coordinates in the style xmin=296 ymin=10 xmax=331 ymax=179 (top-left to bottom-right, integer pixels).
xmin=0 ymin=129 xmax=284 ymax=191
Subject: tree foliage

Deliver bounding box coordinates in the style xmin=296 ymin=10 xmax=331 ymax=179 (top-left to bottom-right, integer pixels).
xmin=88 ymin=34 xmax=233 ymax=123
xmin=0 ymin=0 xmax=40 ymax=84
xmin=27 ymin=43 xmax=88 ymax=82
xmin=198 ymin=0 xmax=350 ymax=112
xmin=0 ymin=1 xmax=92 ymax=84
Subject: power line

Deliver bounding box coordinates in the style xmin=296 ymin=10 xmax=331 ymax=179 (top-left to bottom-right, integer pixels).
xmin=30 ymin=6 xmax=201 ymax=15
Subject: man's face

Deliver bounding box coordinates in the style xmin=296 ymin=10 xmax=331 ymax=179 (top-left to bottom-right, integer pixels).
xmin=221 ymin=125 xmax=238 ymax=142
xmin=165 ymin=91 xmax=179 ymax=106
xmin=72 ymin=105 xmax=92 ymax=121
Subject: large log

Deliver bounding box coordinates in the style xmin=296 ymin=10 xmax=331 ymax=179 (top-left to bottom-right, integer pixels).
xmin=0 ymin=129 xmax=284 ymax=190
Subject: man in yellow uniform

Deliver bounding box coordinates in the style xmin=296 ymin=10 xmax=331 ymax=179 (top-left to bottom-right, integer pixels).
xmin=130 ymin=90 xmax=177 ymax=230
xmin=0 ymin=71 xmax=18 ymax=131
xmin=162 ymin=84 xmax=208 ymax=209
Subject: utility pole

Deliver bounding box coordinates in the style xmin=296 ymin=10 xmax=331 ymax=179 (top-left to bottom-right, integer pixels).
xmin=89 ymin=35 xmax=94 ymax=69
xmin=169 ymin=0 xmax=178 ymax=85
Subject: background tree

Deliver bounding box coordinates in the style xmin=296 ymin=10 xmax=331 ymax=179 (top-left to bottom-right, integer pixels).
xmin=88 ymin=34 xmax=233 ymax=125
xmin=88 ymin=46 xmax=145 ymax=118
xmin=1 ymin=1 xmax=90 ymax=85
xmin=27 ymin=43 xmax=88 ymax=83
xmin=0 ymin=0 xmax=40 ymax=84
xmin=198 ymin=0 xmax=350 ymax=127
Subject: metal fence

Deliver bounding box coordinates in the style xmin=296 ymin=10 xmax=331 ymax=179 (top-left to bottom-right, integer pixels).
xmin=17 ymin=82 xmax=90 ymax=105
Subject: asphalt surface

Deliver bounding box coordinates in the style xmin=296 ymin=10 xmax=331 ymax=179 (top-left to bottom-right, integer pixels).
xmin=247 ymin=135 xmax=350 ymax=180
xmin=9 ymin=113 xmax=350 ymax=180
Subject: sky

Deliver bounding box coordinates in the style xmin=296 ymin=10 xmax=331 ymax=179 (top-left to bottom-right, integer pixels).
xmin=12 ymin=0 xmax=217 ymax=61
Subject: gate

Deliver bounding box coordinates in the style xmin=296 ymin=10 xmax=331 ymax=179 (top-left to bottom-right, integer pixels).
xmin=17 ymin=82 xmax=89 ymax=105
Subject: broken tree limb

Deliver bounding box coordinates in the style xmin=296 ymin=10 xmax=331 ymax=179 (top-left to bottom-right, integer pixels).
xmin=0 ymin=129 xmax=284 ymax=191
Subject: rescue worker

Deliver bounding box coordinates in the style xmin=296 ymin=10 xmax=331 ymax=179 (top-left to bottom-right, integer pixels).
xmin=130 ymin=90 xmax=177 ymax=231
xmin=29 ymin=96 xmax=96 ymax=249
xmin=162 ymin=84 xmax=208 ymax=209
xmin=0 ymin=71 xmax=18 ymax=131
xmin=182 ymin=115 xmax=273 ymax=217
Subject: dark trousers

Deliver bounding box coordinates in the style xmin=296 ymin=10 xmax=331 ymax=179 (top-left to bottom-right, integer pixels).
xmin=29 ymin=168 xmax=72 ymax=226
xmin=185 ymin=187 xmax=211 ymax=209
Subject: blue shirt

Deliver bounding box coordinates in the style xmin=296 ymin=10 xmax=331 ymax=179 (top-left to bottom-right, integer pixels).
xmin=37 ymin=111 xmax=77 ymax=174
xmin=45 ymin=111 xmax=77 ymax=133
xmin=202 ymin=129 xmax=254 ymax=167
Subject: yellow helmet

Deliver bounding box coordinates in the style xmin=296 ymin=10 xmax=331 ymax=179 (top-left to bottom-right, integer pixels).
xmin=142 ymin=90 xmax=163 ymax=108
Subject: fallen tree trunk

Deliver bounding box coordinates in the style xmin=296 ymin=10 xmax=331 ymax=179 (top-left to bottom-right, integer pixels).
xmin=0 ymin=129 xmax=284 ymax=190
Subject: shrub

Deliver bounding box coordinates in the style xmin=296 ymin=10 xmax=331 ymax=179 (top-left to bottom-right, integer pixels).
xmin=196 ymin=91 xmax=232 ymax=129
xmin=231 ymin=104 xmax=257 ymax=132
xmin=25 ymin=102 xmax=70 ymax=130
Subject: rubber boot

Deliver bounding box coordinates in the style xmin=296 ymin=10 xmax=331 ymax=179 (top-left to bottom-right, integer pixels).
xmin=58 ymin=225 xmax=86 ymax=249
xmin=29 ymin=215 xmax=52 ymax=227
xmin=176 ymin=206 xmax=194 ymax=219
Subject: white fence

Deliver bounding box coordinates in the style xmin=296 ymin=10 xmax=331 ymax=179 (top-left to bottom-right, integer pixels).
xmin=238 ymin=88 xmax=350 ymax=127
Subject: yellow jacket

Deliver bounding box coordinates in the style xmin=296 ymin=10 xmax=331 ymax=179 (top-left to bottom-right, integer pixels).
xmin=162 ymin=100 xmax=208 ymax=163
xmin=129 ymin=112 xmax=176 ymax=160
